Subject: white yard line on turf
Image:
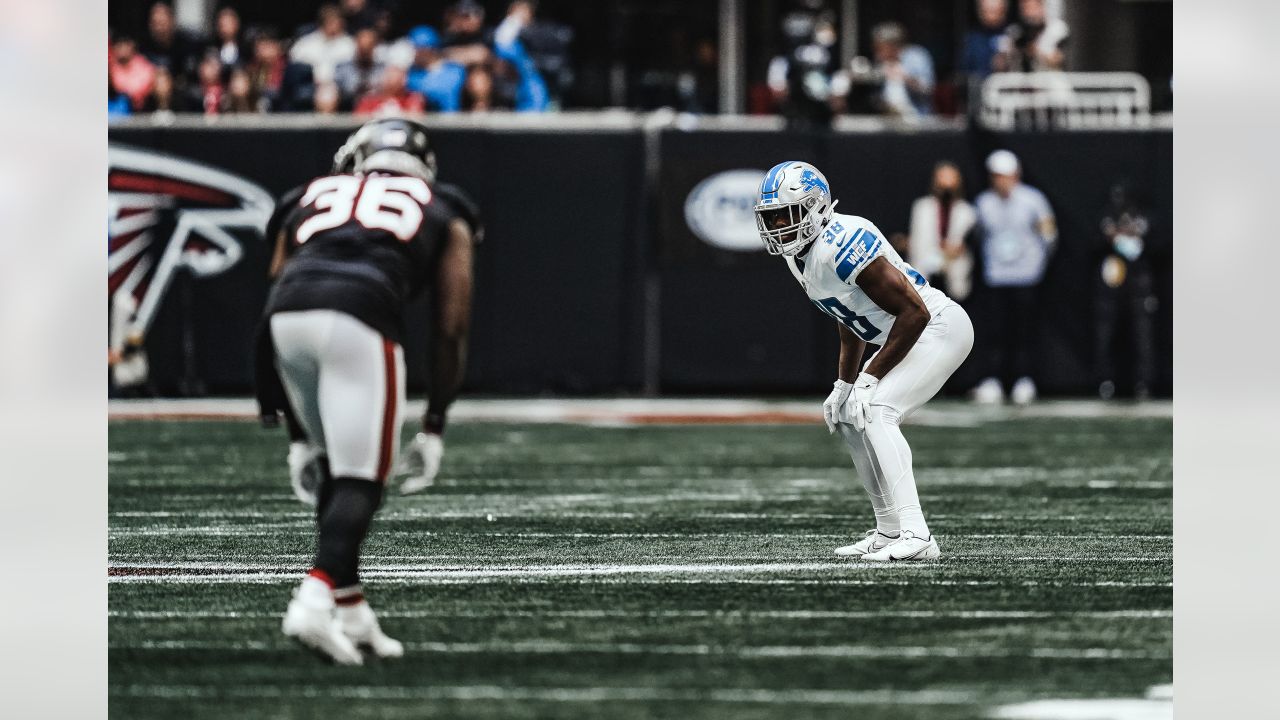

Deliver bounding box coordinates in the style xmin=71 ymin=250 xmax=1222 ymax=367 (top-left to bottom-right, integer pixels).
xmin=110 ymin=684 xmax=981 ymax=705
xmin=108 ymin=560 xmax=1172 ymax=573
xmin=108 ymin=529 xmax=1172 ymax=539
xmin=109 ymin=397 xmax=1172 ymax=424
xmin=110 ymin=509 xmax=1174 ymax=519
xmin=109 ymin=639 xmax=1168 ymax=661
xmin=108 ymin=564 xmax=1173 ymax=586
xmin=110 ymin=608 xmax=1172 ymax=620
xmin=108 ymin=576 xmax=1172 ymax=586
xmin=990 ymin=684 xmax=1172 ymax=720
xmin=107 ymin=555 xmax=1171 ymax=564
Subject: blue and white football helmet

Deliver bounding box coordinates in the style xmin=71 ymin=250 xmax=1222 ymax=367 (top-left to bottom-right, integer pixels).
xmin=753 ymin=161 xmax=838 ymax=256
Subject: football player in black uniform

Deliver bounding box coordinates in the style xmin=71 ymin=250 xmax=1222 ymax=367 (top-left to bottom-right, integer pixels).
xmin=260 ymin=118 xmax=475 ymax=664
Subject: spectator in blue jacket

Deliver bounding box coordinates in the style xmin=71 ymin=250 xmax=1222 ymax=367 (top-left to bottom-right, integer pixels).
xmin=405 ymin=25 xmax=466 ymax=113
xmin=961 ymin=0 xmax=1010 ymax=80
xmin=494 ymin=39 xmax=549 ymax=112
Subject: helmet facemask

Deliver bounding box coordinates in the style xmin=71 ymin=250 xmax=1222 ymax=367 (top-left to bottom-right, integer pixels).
xmin=356 ymin=149 xmax=437 ymax=183
xmin=755 ymin=195 xmax=835 ymax=256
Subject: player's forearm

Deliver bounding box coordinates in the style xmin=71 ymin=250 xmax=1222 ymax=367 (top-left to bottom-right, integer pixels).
xmin=863 ymin=308 xmax=928 ymax=379
xmin=836 ymin=326 xmax=865 ymax=382
xmin=425 ymin=333 xmax=468 ymax=434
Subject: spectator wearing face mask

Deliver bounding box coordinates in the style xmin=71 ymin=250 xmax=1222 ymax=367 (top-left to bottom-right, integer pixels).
xmin=908 ymin=161 xmax=977 ymax=301
xmin=1094 ymin=183 xmax=1157 ymax=400
xmin=766 ymin=2 xmax=840 ymax=129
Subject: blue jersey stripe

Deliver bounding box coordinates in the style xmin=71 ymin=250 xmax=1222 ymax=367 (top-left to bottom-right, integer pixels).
xmin=834 ymin=238 xmax=881 ymax=282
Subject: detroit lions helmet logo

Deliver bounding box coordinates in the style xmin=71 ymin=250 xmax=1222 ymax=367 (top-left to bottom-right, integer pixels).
xmin=798 ymin=169 xmax=830 ymax=195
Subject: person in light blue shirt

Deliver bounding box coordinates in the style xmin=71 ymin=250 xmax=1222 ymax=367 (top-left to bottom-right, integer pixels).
xmin=971 ymin=150 xmax=1058 ymax=406
xmin=404 ymin=25 xmax=466 ymax=113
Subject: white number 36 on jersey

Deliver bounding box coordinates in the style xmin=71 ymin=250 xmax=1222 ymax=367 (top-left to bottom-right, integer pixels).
xmin=296 ymin=175 xmax=432 ymax=244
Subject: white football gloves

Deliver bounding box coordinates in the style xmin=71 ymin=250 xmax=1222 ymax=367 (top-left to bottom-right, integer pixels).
xmin=823 ymin=380 xmax=853 ymax=433
xmin=847 ymin=372 xmax=879 ymax=431
xmin=287 ymin=441 xmax=324 ymax=506
xmin=822 ymin=372 xmax=879 ymax=432
xmin=399 ymin=432 xmax=444 ymax=495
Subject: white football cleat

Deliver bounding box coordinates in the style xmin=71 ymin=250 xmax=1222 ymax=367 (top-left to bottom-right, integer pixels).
xmin=282 ymin=580 xmax=363 ymax=665
xmin=834 ymin=530 xmax=901 ymax=557
xmin=860 ymin=530 xmax=941 ymax=562
xmin=288 ymin=442 xmax=324 ymax=506
xmin=1010 ymin=377 xmax=1037 ymax=406
xmin=971 ymin=377 xmax=1004 ymax=405
xmin=338 ymin=600 xmax=404 ymax=659
xmin=399 ymin=432 xmax=444 ymax=495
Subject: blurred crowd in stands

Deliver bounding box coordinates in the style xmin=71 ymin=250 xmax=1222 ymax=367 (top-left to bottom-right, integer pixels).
xmin=762 ymin=0 xmax=1068 ymax=125
xmin=109 ymin=0 xmax=570 ymax=116
xmin=109 ymin=0 xmax=1126 ymax=120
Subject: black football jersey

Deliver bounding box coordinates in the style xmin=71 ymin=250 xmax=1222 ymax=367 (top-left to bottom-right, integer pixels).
xmin=265 ymin=172 xmax=460 ymax=342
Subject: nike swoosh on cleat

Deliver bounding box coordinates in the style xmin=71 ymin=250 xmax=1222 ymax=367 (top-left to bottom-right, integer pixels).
xmin=890 ymin=546 xmax=930 ymax=562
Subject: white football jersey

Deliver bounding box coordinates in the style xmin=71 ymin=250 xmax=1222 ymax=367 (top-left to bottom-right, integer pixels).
xmin=784 ymin=213 xmax=954 ymax=344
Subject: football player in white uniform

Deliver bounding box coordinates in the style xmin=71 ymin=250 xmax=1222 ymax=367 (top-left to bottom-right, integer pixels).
xmin=755 ymin=161 xmax=974 ymax=561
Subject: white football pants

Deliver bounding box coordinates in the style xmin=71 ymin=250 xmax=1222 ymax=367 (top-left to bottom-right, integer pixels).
xmin=271 ymin=310 xmax=406 ymax=483
xmin=838 ymin=303 xmax=974 ymax=537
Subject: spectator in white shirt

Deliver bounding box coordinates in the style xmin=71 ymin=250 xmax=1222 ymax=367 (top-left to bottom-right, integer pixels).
xmin=972 ymin=150 xmax=1057 ymax=405
xmin=908 ymin=161 xmax=976 ymax=301
xmin=289 ymin=4 xmax=356 ymax=85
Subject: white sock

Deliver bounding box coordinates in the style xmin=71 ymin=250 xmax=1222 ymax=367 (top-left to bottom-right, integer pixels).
xmin=837 ymin=424 xmax=901 ymax=536
xmin=860 ymin=406 xmax=930 ymax=538
xmin=298 ymin=574 xmax=335 ymax=609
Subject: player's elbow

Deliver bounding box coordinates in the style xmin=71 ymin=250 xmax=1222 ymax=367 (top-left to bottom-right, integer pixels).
xmin=901 ymin=304 xmax=930 ymax=333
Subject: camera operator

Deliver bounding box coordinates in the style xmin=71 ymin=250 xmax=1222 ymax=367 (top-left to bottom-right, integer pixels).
xmin=998 ymin=0 xmax=1068 ymax=72
xmin=831 ymin=22 xmax=935 ymax=118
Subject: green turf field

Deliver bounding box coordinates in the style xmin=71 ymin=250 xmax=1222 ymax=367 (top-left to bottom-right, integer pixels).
xmin=108 ymin=406 xmax=1172 ymax=720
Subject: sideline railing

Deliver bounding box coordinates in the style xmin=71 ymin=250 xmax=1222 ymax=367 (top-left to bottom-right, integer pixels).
xmin=980 ymin=72 xmax=1154 ymax=131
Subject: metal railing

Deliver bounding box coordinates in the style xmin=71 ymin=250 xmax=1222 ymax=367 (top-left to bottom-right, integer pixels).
xmin=980 ymin=72 xmax=1152 ymax=131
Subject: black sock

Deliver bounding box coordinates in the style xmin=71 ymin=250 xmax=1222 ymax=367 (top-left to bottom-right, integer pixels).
xmin=313 ymin=477 xmax=383 ymax=589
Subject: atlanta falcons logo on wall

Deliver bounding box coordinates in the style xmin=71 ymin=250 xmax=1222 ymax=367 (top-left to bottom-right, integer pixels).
xmin=108 ymin=144 xmax=274 ymax=386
